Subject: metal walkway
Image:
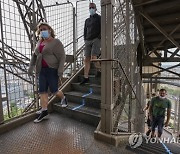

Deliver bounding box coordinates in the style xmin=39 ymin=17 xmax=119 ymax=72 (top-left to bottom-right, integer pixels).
xmin=0 ymin=113 xmax=133 ymax=154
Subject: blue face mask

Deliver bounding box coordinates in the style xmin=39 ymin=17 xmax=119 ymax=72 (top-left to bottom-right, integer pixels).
xmin=89 ymin=8 xmax=96 ymax=16
xmin=40 ymin=30 xmax=50 ymax=39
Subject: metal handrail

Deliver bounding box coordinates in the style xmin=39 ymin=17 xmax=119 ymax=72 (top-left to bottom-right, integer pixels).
xmin=91 ymin=58 xmax=143 ymax=111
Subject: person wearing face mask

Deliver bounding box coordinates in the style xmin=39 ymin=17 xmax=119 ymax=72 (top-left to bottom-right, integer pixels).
xmin=143 ymin=93 xmax=156 ymax=136
xmin=80 ymin=2 xmax=101 ymax=84
xmin=28 ymin=22 xmax=68 ymax=123
xmin=149 ymin=89 xmax=171 ymax=138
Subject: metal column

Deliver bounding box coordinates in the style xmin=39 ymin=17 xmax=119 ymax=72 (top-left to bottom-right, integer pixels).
xmin=135 ymin=73 xmax=144 ymax=133
xmin=101 ymin=0 xmax=114 ymax=134
xmin=125 ymin=0 xmax=132 ymax=133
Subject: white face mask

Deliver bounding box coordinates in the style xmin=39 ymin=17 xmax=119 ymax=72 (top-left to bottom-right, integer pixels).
xmin=89 ymin=8 xmax=96 ymax=16
xmin=159 ymin=96 xmax=166 ymax=99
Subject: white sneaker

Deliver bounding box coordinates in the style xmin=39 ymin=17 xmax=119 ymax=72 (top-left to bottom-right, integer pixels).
xmin=34 ymin=110 xmax=48 ymax=123
xmin=61 ymin=97 xmax=68 ymax=108
xmin=36 ymin=108 xmax=42 ymax=114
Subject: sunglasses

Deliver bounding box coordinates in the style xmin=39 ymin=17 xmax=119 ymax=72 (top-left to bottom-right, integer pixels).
xmin=89 ymin=7 xmax=95 ymax=9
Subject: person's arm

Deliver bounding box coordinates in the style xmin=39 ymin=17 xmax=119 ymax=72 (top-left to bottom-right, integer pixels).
xmin=143 ymin=101 xmax=150 ymax=111
xmin=84 ymin=20 xmax=87 ymax=40
xmin=143 ymin=106 xmax=148 ymax=111
xmin=28 ymin=52 xmax=37 ymax=76
xmin=149 ymin=99 xmax=153 ymax=120
xmin=54 ymin=40 xmax=66 ymax=78
xmin=98 ymin=15 xmax=101 ymax=39
xmin=165 ymin=100 xmax=172 ymax=127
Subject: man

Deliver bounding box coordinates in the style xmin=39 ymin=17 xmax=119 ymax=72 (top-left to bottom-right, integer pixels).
xmin=149 ymin=89 xmax=171 ymax=138
xmin=143 ymin=93 xmax=156 ymax=136
xmin=80 ymin=2 xmax=101 ymax=84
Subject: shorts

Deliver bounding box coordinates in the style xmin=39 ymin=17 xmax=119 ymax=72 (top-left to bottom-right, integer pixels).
xmin=84 ymin=38 xmax=101 ymax=57
xmin=39 ymin=67 xmax=58 ymax=93
xmin=151 ymin=116 xmax=165 ymax=135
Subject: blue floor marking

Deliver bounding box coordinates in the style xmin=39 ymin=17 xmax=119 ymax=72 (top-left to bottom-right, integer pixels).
xmin=160 ymin=142 xmax=172 ymax=154
xmin=72 ymin=88 xmax=93 ymax=110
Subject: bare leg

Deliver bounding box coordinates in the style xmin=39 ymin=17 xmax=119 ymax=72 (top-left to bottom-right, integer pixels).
xmin=40 ymin=93 xmax=49 ymax=109
xmin=84 ymin=57 xmax=91 ymax=78
xmin=34 ymin=93 xmax=49 ymax=122
xmin=56 ymin=90 xmax=64 ymax=99
xmin=151 ymin=131 xmax=155 ymax=137
xmin=91 ymin=55 xmax=100 ymax=69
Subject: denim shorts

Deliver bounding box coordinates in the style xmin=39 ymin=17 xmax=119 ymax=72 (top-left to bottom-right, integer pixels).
xmin=151 ymin=116 xmax=164 ymax=135
xmin=39 ymin=67 xmax=58 ymax=93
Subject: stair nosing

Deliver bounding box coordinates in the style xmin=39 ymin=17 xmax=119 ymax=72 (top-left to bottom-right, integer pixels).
xmin=64 ymin=91 xmax=101 ymax=100
xmin=54 ymin=102 xmax=100 ymax=117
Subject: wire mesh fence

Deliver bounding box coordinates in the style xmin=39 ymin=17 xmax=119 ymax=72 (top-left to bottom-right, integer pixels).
xmin=112 ymin=0 xmax=143 ymax=133
xmin=0 ymin=0 xmax=34 ymax=120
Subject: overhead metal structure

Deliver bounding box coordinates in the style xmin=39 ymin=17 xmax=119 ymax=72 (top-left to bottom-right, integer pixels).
xmin=131 ymin=0 xmax=180 ymax=93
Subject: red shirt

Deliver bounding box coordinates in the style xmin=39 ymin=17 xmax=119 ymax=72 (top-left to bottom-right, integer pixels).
xmin=39 ymin=42 xmax=49 ymax=67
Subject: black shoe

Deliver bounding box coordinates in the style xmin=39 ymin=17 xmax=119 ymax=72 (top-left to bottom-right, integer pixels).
xmin=146 ymin=130 xmax=151 ymax=136
xmin=34 ymin=110 xmax=48 ymax=123
xmin=96 ymin=71 xmax=101 ymax=78
xmin=80 ymin=77 xmax=89 ymax=85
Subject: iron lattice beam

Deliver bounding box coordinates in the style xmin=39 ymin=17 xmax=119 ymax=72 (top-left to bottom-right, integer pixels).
xmin=14 ymin=0 xmax=46 ymax=47
xmin=143 ymin=57 xmax=180 ymax=65
xmin=143 ymin=80 xmax=180 ymax=87
xmin=151 ymin=63 xmax=180 ymax=77
xmin=142 ymin=76 xmax=180 ymax=80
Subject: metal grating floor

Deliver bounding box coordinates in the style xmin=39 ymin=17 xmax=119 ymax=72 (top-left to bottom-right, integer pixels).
xmin=0 ymin=113 xmax=134 ymax=154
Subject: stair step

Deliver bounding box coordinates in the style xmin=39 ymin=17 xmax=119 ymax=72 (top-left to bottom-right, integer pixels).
xmin=138 ymin=144 xmax=166 ymax=154
xmin=53 ymin=102 xmax=100 ymax=126
xmin=71 ymin=83 xmax=101 ymax=94
xmin=126 ymin=145 xmax=153 ymax=154
xmin=78 ymin=75 xmax=101 ymax=85
xmin=140 ymin=143 xmax=166 ymax=152
xmin=89 ymin=68 xmax=98 ymax=75
xmin=65 ymin=91 xmax=101 ymax=109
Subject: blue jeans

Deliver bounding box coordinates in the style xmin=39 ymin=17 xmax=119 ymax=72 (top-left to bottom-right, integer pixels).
xmin=151 ymin=116 xmax=165 ymax=136
xmin=39 ymin=68 xmax=58 ymax=93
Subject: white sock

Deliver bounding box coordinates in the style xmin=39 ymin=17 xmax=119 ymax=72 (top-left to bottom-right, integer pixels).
xmin=42 ymin=108 xmax=47 ymax=111
xmin=60 ymin=96 xmax=65 ymax=104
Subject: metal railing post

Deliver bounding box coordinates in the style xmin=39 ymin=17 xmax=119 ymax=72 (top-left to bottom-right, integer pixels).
xmin=0 ymin=2 xmax=11 ymax=118
xmin=73 ymin=7 xmax=77 ymax=73
xmin=0 ymin=80 xmax=3 ymax=123
xmin=32 ymin=0 xmax=39 ymax=109
xmin=174 ymin=99 xmax=178 ymax=133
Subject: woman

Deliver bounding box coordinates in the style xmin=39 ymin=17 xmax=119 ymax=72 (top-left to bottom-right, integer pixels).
xmin=28 ymin=22 xmax=68 ymax=123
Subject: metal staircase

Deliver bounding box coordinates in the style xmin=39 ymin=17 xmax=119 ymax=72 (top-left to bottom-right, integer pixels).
xmin=53 ymin=64 xmax=101 ymax=126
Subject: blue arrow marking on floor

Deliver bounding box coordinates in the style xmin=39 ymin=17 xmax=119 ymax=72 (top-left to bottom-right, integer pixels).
xmin=72 ymin=88 xmax=93 ymax=110
xmin=160 ymin=142 xmax=172 ymax=154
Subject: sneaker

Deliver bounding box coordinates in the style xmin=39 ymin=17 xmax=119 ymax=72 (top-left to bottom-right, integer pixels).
xmin=80 ymin=77 xmax=89 ymax=85
xmin=61 ymin=97 xmax=68 ymax=108
xmin=34 ymin=110 xmax=48 ymax=123
xmin=36 ymin=108 xmax=42 ymax=114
